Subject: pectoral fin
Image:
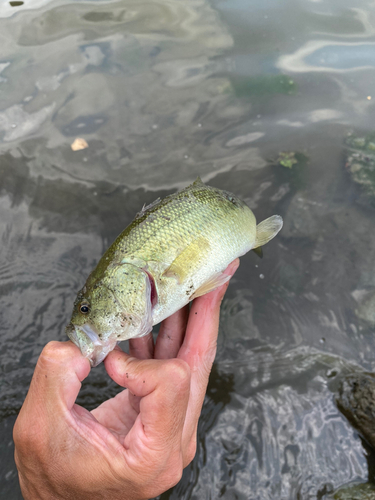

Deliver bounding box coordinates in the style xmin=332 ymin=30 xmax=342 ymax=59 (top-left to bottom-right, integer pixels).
xmin=190 ymin=272 xmax=231 ymax=300
xmin=162 ymin=235 xmax=211 ymax=284
xmin=254 ymin=215 xmax=283 ymax=248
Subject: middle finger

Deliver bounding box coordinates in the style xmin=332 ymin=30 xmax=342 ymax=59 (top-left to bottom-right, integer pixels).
xmin=128 ymin=331 xmax=154 ymax=360
xmin=154 ymin=304 xmax=189 ymax=359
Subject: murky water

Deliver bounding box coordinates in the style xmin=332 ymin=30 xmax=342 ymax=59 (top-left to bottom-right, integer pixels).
xmin=1 ymin=0 xmax=375 ymax=498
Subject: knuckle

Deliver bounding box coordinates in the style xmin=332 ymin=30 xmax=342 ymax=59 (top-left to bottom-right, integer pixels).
xmin=38 ymin=341 xmax=72 ymax=367
xmin=160 ymin=456 xmax=184 ymax=491
xmin=13 ymin=447 xmax=22 ymax=469
xmin=129 ymin=455 xmax=184 ymax=498
xmin=184 ymin=439 xmax=197 ymax=466
xmin=165 ymin=358 xmax=190 ymax=388
xmin=13 ymin=416 xmax=25 ymax=449
xmin=13 ymin=413 xmax=43 ymax=458
xmin=201 ymin=347 xmax=216 ymax=376
xmin=170 ymin=463 xmax=184 ymax=486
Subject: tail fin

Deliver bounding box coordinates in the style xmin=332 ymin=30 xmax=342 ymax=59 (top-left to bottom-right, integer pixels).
xmin=254 ymin=215 xmax=283 ymax=248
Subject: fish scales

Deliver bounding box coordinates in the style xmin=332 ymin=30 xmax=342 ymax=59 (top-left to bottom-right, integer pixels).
xmin=113 ymin=184 xmax=245 ymax=259
xmin=117 ymin=183 xmax=255 ymax=311
xmin=66 ymin=178 xmax=283 ymax=366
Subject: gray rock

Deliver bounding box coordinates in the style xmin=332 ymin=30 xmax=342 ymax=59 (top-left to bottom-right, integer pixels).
xmin=336 ymin=372 xmax=375 ymax=450
xmin=333 ymin=482 xmax=375 ymax=499
xmin=281 ymin=192 xmax=320 ymax=239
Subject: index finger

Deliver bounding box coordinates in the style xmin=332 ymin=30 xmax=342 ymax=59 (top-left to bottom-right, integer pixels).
xmin=177 ymin=259 xmax=239 ymax=445
xmin=178 ymin=259 xmax=239 ymax=371
xmin=104 ymin=351 xmax=190 ymax=462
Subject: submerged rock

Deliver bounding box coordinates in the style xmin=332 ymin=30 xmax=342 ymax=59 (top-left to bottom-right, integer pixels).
xmin=335 ymin=373 xmax=375 ymax=499
xmin=355 ymin=290 xmax=375 ymax=327
xmin=336 ymin=372 xmax=375 ymax=450
xmin=345 ymin=133 xmax=375 ymax=207
xmin=333 ymin=482 xmax=375 ymax=499
xmin=281 ymin=192 xmax=320 ymax=238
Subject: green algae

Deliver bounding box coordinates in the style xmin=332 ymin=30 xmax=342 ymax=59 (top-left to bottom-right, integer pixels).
xmin=333 ymin=482 xmax=375 ymax=499
xmin=229 ymin=74 xmax=296 ymax=98
xmin=345 ymin=133 xmax=375 ymax=206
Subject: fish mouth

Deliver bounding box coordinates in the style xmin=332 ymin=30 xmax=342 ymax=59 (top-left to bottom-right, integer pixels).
xmin=66 ymin=322 xmax=117 ymax=367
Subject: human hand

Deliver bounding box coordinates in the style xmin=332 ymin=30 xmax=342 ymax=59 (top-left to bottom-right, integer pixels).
xmin=13 ymin=259 xmax=239 ymax=500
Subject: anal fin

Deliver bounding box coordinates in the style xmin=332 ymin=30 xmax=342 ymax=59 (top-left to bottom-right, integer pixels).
xmin=252 ymin=246 xmax=263 ymax=258
xmin=190 ymin=272 xmax=231 ymax=300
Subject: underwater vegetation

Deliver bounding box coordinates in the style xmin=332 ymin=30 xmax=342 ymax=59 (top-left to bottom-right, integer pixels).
xmin=345 ymin=132 xmax=375 ymax=208
xmin=229 ymin=74 xmax=296 ymax=99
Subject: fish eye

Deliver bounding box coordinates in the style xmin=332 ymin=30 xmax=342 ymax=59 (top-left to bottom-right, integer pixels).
xmin=80 ymin=302 xmax=90 ymax=314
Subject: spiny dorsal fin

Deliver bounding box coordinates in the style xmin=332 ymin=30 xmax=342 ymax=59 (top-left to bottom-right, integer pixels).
xmin=254 ymin=215 xmax=283 ymax=248
xmin=192 ymin=176 xmax=205 ymax=186
xmin=135 ymin=197 xmax=161 ymax=219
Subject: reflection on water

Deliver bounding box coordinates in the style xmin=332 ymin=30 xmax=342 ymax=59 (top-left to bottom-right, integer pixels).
xmin=1 ymin=0 xmax=375 ymax=498
xmin=172 ymin=349 xmax=367 ymax=499
xmin=278 ymin=42 xmax=375 ymax=73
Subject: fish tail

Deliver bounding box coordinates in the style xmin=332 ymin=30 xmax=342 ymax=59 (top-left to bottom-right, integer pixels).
xmin=254 ymin=215 xmax=283 ymax=249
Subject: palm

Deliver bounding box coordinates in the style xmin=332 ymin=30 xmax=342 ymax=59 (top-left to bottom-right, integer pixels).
xmin=91 ymin=389 xmax=137 ymax=441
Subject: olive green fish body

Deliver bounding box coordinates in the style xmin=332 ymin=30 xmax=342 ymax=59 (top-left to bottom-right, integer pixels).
xmin=66 ymin=179 xmax=282 ymax=366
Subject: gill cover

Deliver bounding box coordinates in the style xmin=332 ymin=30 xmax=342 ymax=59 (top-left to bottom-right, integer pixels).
xmin=67 ymin=263 xmax=154 ymax=366
xmin=108 ymin=263 xmax=154 ymax=339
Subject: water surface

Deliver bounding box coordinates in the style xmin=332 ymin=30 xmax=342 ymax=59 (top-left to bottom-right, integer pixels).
xmin=1 ymin=0 xmax=375 ymax=498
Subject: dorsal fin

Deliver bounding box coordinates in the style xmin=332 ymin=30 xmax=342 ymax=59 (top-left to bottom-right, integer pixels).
xmin=254 ymin=215 xmax=283 ymax=248
xmin=191 ymin=176 xmax=205 ymax=186
xmin=135 ymin=197 xmax=161 ymax=219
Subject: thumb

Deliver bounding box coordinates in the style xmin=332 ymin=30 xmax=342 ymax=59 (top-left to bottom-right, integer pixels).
xmin=25 ymin=341 xmax=91 ymax=416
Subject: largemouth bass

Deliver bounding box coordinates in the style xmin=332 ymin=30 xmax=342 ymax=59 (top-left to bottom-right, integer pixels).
xmin=66 ymin=178 xmax=282 ymax=366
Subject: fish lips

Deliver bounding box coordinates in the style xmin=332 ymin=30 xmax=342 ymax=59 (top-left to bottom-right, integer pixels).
xmin=66 ymin=322 xmax=116 ymax=367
